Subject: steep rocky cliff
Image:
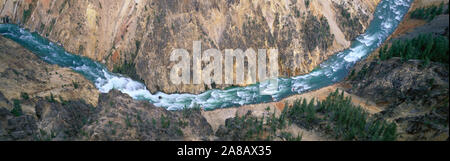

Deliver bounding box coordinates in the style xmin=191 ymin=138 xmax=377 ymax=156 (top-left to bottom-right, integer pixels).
xmin=0 ymin=36 xmax=99 ymax=109
xmin=346 ymin=58 xmax=449 ymax=141
xmin=0 ymin=0 xmax=380 ymax=94
xmin=80 ymin=90 xmax=214 ymax=141
xmin=0 ymin=35 xmax=99 ymax=140
xmin=0 ymin=89 xmax=216 ymax=141
xmin=344 ymin=1 xmax=449 ymax=140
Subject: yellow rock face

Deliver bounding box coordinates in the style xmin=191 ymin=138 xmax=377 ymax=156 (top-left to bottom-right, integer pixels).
xmin=0 ymin=0 xmax=381 ymax=94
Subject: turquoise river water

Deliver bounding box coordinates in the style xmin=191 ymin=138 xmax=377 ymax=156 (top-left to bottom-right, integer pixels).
xmin=0 ymin=0 xmax=412 ymax=110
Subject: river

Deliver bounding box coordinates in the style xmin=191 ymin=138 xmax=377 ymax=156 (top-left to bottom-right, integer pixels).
xmin=0 ymin=0 xmax=412 ymax=110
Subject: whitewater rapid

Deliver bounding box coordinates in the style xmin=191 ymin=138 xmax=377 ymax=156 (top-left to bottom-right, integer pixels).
xmin=0 ymin=0 xmax=412 ymax=110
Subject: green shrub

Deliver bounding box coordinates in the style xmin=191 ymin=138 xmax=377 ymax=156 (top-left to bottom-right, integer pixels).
xmin=181 ymin=104 xmax=201 ymax=118
xmin=11 ymin=99 xmax=23 ymax=117
xmin=175 ymin=128 xmax=184 ymax=136
xmin=160 ymin=114 xmax=170 ymax=128
xmin=282 ymin=132 xmax=303 ymax=141
xmin=125 ymin=114 xmax=132 ymax=128
xmin=72 ymin=81 xmax=79 ymax=89
xmin=46 ymin=93 xmax=57 ymax=103
xmin=410 ymin=2 xmax=445 ymax=21
xmin=21 ymin=92 xmax=29 ymax=100
xmin=59 ymin=96 xmax=68 ymax=105
xmin=379 ymin=33 xmax=449 ymax=64
xmin=22 ymin=4 xmax=34 ymax=23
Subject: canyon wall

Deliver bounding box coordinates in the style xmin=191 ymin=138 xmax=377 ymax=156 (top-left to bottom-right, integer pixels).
xmin=0 ymin=35 xmax=99 ymax=113
xmin=0 ymin=0 xmax=380 ymax=94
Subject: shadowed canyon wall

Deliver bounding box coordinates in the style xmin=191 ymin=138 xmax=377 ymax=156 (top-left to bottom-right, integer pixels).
xmin=0 ymin=0 xmax=380 ymax=94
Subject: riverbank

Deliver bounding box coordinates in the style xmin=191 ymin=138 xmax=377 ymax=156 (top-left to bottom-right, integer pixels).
xmin=202 ymin=83 xmax=382 ymax=141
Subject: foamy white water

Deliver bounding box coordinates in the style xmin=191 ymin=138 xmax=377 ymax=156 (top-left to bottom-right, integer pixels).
xmin=0 ymin=0 xmax=412 ymax=110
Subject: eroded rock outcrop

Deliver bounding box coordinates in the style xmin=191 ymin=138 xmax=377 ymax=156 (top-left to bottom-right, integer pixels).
xmin=81 ymin=89 xmax=214 ymax=141
xmin=0 ymin=35 xmax=99 ymax=140
xmin=344 ymin=2 xmax=450 ymax=140
xmin=347 ymin=58 xmax=449 ymax=141
xmin=0 ymin=0 xmax=380 ymax=94
xmin=0 ymin=89 xmax=215 ymax=141
xmin=0 ymin=35 xmax=99 ymax=110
